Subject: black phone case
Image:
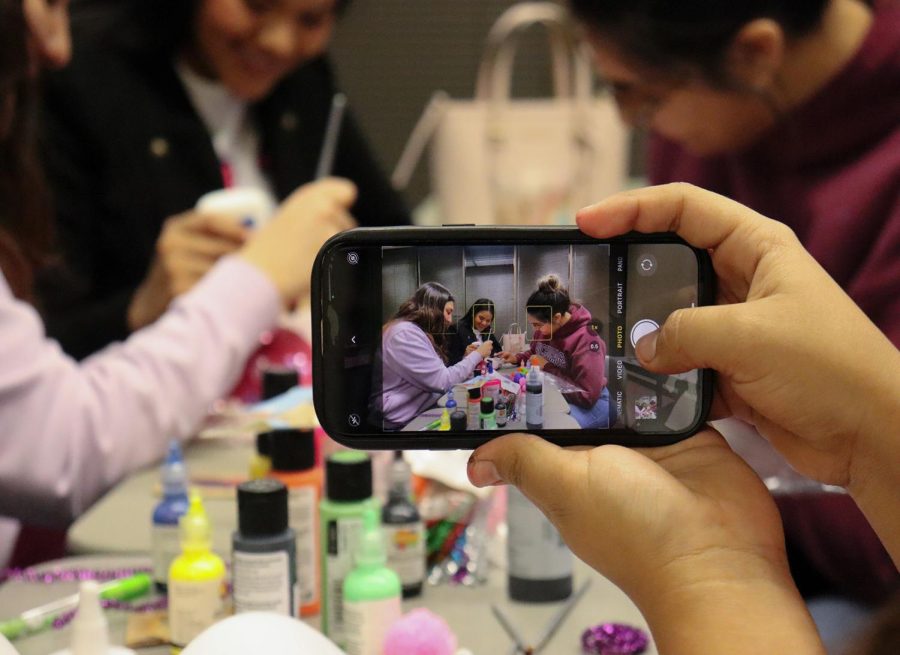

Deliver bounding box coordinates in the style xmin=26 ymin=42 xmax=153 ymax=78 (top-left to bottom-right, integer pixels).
xmin=312 ymin=226 xmax=715 ymax=450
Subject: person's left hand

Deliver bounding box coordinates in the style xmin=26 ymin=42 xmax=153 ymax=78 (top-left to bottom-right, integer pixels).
xmin=467 ymin=431 xmax=822 ymax=653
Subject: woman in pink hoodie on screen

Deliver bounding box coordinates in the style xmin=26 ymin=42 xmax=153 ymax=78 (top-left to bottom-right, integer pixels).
xmin=501 ymin=274 xmax=613 ymax=429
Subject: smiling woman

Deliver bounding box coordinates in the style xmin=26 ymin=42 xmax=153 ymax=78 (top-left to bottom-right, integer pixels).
xmin=37 ymin=0 xmax=409 ymax=359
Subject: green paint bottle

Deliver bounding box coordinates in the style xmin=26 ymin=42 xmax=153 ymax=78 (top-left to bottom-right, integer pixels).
xmin=342 ymin=509 xmax=402 ymax=655
xmin=319 ymin=451 xmax=378 ymax=648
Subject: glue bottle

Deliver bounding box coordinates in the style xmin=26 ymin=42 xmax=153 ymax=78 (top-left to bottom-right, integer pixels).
xmin=151 ymin=440 xmax=189 ymax=592
xmin=382 ymin=451 xmax=425 ymax=598
xmin=525 ymin=365 xmax=544 ymax=430
xmin=342 ymin=509 xmax=402 ymax=655
xmin=168 ymin=490 xmax=226 ymax=653
xmin=48 ymin=581 xmax=137 ymax=655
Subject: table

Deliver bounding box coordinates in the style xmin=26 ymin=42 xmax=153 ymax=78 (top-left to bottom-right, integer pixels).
xmin=402 ymin=369 xmax=580 ymax=431
xmin=0 ymin=555 xmax=655 ymax=655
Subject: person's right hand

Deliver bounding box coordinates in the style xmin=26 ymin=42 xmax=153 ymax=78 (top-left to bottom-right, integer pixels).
xmin=476 ymin=341 xmax=494 ymax=359
xmin=576 ymin=184 xmax=900 ymax=490
xmin=239 ymin=178 xmax=357 ymax=306
xmin=498 ymin=351 xmax=518 ymax=364
xmin=128 ymin=210 xmax=248 ymax=330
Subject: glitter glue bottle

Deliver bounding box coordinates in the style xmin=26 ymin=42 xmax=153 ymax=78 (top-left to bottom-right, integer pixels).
xmin=342 ymin=508 xmax=402 ymax=655
xmin=382 ymin=452 xmax=425 ymax=598
xmin=507 ymin=485 xmax=572 ymax=603
xmin=319 ymin=451 xmax=378 ymax=647
xmin=168 ymin=490 xmax=226 ymax=652
xmin=267 ymin=428 xmax=322 ymax=617
xmin=232 ymin=479 xmax=297 ymax=616
xmin=151 ymin=441 xmax=189 ymax=592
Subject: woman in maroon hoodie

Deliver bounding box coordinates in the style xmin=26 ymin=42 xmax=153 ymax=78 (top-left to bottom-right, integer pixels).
xmin=567 ymin=0 xmax=899 ymax=619
xmin=501 ymin=275 xmax=614 ymax=429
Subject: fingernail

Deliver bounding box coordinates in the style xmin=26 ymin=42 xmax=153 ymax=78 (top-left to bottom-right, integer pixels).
xmin=467 ymin=458 xmax=502 ymax=487
xmin=636 ymin=329 xmax=659 ymax=363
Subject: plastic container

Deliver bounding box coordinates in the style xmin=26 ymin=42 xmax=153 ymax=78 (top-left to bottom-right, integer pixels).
xmin=232 ymin=479 xmax=297 ymax=615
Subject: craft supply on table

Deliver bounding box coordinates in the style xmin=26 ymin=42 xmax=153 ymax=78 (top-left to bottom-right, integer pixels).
xmin=152 ymin=441 xmax=190 ymax=592
xmin=491 ymin=581 xmax=591 ymax=654
xmin=580 ymin=623 xmax=649 ymax=655
xmin=48 ymin=581 xmax=137 ymax=655
xmin=382 ymin=452 xmax=425 ymax=598
xmin=382 ymin=608 xmax=457 ymax=655
xmin=267 ymin=428 xmax=321 ymax=616
xmin=319 ymin=451 xmax=378 ymax=647
xmin=342 ymin=509 xmax=402 ymax=655
xmin=232 ymin=479 xmax=297 ymax=616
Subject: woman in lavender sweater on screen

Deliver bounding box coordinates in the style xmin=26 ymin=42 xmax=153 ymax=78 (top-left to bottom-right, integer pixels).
xmin=378 ymin=283 xmax=493 ymax=430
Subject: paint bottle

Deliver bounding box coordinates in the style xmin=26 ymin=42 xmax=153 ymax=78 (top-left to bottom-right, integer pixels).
xmin=507 ymin=485 xmax=572 ymax=603
xmin=466 ymin=387 xmax=481 ymax=430
xmin=268 ymin=428 xmax=322 ymax=617
xmin=440 ymin=393 xmax=457 ymax=431
xmin=526 ymin=365 xmax=544 ymax=430
xmin=168 ymin=490 xmax=226 ymax=653
xmin=516 ymin=375 xmax=527 ymax=420
xmin=319 ymin=451 xmax=378 ymax=647
xmin=342 ymin=509 xmax=402 ymax=655
xmin=262 ymin=366 xmax=299 ymax=400
xmin=382 ymin=451 xmax=425 ymax=598
xmin=232 ymin=479 xmax=297 ymax=616
xmin=480 ymin=396 xmax=497 ymax=429
xmin=48 ymin=581 xmax=137 ymax=655
xmin=496 ymin=397 xmax=508 ymax=427
xmin=151 ymin=441 xmax=189 ymax=592
xmin=248 ymin=430 xmax=273 ymax=480
xmin=450 ymin=410 xmax=468 ymax=432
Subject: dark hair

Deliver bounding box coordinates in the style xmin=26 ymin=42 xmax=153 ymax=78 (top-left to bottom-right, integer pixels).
xmin=526 ymin=275 xmax=570 ymax=323
xmin=391 ymin=282 xmax=455 ymax=359
xmin=0 ymin=0 xmax=55 ymax=301
xmin=461 ymin=298 xmax=496 ymax=334
xmin=568 ymin=0 xmax=830 ymax=85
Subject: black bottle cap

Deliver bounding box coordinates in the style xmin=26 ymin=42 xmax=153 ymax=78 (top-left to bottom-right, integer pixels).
xmin=325 ymin=451 xmax=372 ymax=502
xmin=237 ymin=479 xmax=288 ymax=536
xmin=262 ymin=367 xmax=299 ymax=400
xmin=468 ymin=387 xmax=481 ymax=400
xmin=256 ymin=431 xmax=272 ymax=457
xmin=450 ymin=410 xmax=468 ymax=431
xmin=270 ymin=428 xmax=315 ymax=472
xmin=480 ymin=396 xmax=494 ymax=413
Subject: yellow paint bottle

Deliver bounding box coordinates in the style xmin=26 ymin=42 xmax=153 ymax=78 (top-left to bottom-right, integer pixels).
xmin=167 ymin=490 xmax=226 ymax=653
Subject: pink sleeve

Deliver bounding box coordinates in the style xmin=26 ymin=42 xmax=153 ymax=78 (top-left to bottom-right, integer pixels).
xmin=0 ymin=256 xmax=280 ymax=525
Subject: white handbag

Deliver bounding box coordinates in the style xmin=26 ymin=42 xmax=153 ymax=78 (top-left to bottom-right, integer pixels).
xmin=393 ymin=2 xmax=629 ymax=225
xmin=501 ymin=323 xmax=527 ymax=355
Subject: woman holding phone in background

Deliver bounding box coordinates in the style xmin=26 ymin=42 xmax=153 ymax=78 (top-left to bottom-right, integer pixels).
xmin=378 ymin=283 xmax=493 ymax=430
xmin=446 ymin=298 xmax=502 ymax=365
xmin=566 ymin=0 xmax=899 ymax=611
xmin=500 ymin=275 xmax=613 ymax=429
xmin=38 ymin=0 xmax=409 ymax=359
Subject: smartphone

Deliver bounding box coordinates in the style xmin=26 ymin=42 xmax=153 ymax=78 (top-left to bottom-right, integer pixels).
xmin=312 ymin=227 xmax=714 ymax=449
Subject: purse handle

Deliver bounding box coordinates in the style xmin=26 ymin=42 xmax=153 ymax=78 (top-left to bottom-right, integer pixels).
xmin=506 ymin=322 xmax=524 ymax=335
xmin=475 ymin=3 xmax=593 ymax=106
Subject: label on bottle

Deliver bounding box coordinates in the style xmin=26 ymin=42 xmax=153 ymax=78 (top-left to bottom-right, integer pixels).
xmin=384 ymin=523 xmax=425 ymax=587
xmin=151 ymin=524 xmax=181 ymax=585
xmin=168 ymin=577 xmax=226 ymax=647
xmin=287 ymin=486 xmax=317 ymax=608
xmin=467 ymin=402 xmax=480 ymax=430
xmin=233 ymin=550 xmax=292 ymax=615
xmin=507 ymin=487 xmax=571 ymax=580
xmin=343 ymin=596 xmax=402 ymax=655
xmin=325 ymin=516 xmax=365 ymax=645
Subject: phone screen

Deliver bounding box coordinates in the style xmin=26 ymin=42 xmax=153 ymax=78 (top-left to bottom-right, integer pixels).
xmin=314 ymin=228 xmax=712 ymax=447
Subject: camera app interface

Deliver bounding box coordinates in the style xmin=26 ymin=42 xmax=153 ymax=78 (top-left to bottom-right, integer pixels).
xmin=343 ymin=241 xmax=703 ymax=435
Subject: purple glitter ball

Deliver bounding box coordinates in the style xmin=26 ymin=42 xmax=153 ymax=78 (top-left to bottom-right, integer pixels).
xmin=581 ymin=623 xmax=649 ymax=655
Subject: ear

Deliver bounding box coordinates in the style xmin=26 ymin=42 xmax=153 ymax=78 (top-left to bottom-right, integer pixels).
xmin=726 ymin=18 xmax=786 ymax=92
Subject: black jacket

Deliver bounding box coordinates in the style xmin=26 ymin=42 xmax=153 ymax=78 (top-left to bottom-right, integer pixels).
xmin=38 ymin=27 xmax=409 ymax=359
xmin=446 ymin=321 xmax=502 ymax=365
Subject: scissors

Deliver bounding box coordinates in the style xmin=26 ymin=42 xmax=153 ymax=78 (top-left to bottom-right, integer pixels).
xmin=491 ymin=580 xmax=591 ymax=654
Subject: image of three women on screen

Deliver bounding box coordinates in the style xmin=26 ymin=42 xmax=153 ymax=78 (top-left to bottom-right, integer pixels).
xmin=378 ymin=276 xmax=614 ymax=430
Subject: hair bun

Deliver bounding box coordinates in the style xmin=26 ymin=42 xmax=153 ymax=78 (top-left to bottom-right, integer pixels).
xmin=538 ymin=274 xmax=561 ymax=293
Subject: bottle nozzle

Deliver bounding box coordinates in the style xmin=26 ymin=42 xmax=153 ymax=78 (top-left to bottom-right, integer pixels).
xmin=180 ymin=489 xmax=212 ymax=551
xmin=70 ymin=581 xmax=109 ymax=655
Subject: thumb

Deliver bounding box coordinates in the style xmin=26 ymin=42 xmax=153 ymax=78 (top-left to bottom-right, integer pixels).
xmin=468 ymin=434 xmax=582 ymax=520
xmin=636 ymin=304 xmax=742 ymax=375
